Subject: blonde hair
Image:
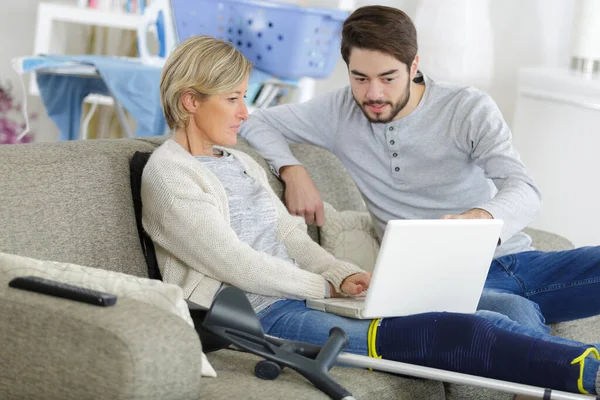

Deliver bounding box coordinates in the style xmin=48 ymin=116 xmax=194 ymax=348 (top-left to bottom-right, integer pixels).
xmin=160 ymin=36 xmax=253 ymax=130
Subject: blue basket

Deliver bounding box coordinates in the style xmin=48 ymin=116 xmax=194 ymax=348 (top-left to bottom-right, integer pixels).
xmin=170 ymin=0 xmax=349 ymax=79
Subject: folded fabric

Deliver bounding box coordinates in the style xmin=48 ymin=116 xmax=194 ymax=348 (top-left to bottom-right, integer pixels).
xmin=36 ymin=73 xmax=111 ymax=141
xmin=0 ymin=251 xmax=216 ymax=377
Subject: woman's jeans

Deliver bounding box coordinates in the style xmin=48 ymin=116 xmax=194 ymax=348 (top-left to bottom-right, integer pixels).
xmin=480 ymin=246 xmax=600 ymax=336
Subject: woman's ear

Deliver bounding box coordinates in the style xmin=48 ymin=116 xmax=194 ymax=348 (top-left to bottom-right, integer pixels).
xmin=180 ymin=89 xmax=199 ymax=114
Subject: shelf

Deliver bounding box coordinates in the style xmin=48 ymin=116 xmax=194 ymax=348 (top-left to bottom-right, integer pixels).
xmin=30 ymin=2 xmax=143 ymax=97
xmin=37 ymin=2 xmax=142 ymax=30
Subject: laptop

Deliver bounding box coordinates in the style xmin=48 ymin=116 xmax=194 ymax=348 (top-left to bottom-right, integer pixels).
xmin=306 ymin=219 xmax=504 ymax=319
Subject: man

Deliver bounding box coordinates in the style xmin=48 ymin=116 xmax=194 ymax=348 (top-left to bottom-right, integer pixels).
xmin=239 ymin=5 xmax=600 ymax=335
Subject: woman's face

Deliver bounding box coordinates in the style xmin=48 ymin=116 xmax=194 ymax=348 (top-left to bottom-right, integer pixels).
xmin=189 ymin=78 xmax=249 ymax=147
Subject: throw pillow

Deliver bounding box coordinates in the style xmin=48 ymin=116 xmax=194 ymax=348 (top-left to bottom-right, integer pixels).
xmin=0 ymin=251 xmax=216 ymax=377
xmin=319 ymin=203 xmax=380 ymax=272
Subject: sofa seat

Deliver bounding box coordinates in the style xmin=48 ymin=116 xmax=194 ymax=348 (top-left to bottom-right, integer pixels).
xmin=203 ymin=349 xmax=446 ymax=399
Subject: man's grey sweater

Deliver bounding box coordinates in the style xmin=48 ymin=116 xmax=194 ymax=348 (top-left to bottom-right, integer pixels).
xmin=240 ymin=74 xmax=541 ymax=258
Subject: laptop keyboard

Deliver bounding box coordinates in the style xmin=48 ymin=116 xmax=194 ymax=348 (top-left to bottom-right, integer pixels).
xmin=329 ymin=297 xmax=366 ymax=308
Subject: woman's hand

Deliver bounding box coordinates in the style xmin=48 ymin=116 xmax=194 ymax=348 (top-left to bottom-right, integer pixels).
xmin=329 ymin=272 xmax=372 ymax=297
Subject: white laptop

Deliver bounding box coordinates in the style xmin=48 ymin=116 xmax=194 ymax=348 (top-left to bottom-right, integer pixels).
xmin=306 ymin=219 xmax=504 ymax=319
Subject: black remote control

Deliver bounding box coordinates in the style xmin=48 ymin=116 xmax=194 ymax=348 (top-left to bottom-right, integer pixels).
xmin=9 ymin=276 xmax=117 ymax=307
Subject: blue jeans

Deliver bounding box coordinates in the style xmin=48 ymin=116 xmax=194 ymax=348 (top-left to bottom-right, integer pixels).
xmin=259 ymin=300 xmax=371 ymax=355
xmin=480 ymin=246 xmax=600 ymax=336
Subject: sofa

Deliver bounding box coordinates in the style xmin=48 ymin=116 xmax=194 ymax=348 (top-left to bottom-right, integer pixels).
xmin=1 ymin=135 xmax=599 ymax=400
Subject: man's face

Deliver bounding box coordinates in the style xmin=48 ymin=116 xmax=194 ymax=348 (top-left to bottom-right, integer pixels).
xmin=348 ymin=48 xmax=415 ymax=124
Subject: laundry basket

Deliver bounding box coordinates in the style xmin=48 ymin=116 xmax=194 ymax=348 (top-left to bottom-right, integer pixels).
xmin=170 ymin=0 xmax=349 ymax=79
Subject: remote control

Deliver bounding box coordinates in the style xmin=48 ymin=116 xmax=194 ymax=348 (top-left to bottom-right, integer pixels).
xmin=9 ymin=276 xmax=117 ymax=307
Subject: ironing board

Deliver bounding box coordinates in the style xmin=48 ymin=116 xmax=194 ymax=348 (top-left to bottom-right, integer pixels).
xmin=15 ymin=55 xmax=297 ymax=141
xmin=36 ymin=63 xmax=133 ymax=139
xmin=14 ymin=55 xmax=167 ymax=141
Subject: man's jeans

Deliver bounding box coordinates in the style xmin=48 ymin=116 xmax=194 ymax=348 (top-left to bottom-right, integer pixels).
xmin=479 ymin=246 xmax=600 ymax=338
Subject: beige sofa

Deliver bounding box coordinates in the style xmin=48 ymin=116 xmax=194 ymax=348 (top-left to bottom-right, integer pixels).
xmin=1 ymin=136 xmax=598 ymax=400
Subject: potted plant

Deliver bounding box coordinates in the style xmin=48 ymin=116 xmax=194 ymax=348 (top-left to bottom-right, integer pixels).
xmin=0 ymin=80 xmax=36 ymax=144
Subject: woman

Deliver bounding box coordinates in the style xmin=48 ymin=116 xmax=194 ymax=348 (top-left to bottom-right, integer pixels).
xmin=141 ymin=36 xmax=600 ymax=395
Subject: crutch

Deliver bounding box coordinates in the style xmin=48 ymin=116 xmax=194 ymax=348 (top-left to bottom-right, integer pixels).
xmin=195 ymin=287 xmax=596 ymax=400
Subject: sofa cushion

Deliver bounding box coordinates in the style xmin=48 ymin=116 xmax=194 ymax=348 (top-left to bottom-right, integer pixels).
xmin=204 ymin=349 xmax=446 ymax=399
xmin=320 ymin=203 xmax=379 ymax=271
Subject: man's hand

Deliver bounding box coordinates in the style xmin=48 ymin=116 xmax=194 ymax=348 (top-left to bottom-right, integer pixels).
xmin=329 ymin=272 xmax=372 ymax=297
xmin=280 ymin=165 xmax=325 ymax=226
xmin=441 ymin=208 xmax=493 ymax=220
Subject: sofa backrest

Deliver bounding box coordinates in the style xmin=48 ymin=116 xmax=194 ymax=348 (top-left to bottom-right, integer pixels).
xmin=0 ymin=136 xmax=364 ymax=278
xmin=232 ymin=139 xmax=367 ymax=213
xmin=0 ymin=137 xmax=164 ymax=277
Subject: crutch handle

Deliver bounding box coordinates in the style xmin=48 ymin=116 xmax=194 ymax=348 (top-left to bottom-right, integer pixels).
xmin=316 ymin=327 xmax=350 ymax=372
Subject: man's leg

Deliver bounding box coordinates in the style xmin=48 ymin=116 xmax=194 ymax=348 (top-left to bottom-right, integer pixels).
xmin=477 ymin=289 xmax=550 ymax=335
xmin=474 ymin=309 xmax=599 ymax=350
xmin=486 ymin=246 xmax=600 ymax=324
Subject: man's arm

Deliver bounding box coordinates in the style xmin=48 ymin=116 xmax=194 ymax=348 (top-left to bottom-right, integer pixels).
xmin=240 ymin=89 xmax=346 ymax=225
xmin=450 ymin=92 xmax=542 ymax=244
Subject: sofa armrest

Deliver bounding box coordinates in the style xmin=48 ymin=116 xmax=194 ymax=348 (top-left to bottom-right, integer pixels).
xmin=523 ymin=227 xmax=575 ymax=252
xmin=0 ymin=282 xmax=204 ymax=400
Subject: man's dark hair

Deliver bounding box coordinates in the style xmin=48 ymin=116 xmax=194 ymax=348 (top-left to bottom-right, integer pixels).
xmin=341 ymin=5 xmax=418 ymax=68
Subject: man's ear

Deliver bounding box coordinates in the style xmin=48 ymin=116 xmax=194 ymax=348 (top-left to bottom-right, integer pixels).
xmin=410 ymin=55 xmax=419 ymax=79
xmin=181 ymin=89 xmax=198 ymax=114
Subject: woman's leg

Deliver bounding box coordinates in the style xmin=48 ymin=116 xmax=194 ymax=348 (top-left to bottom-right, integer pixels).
xmin=258 ymin=299 xmax=371 ymax=356
xmin=260 ymin=300 xmax=600 ymax=394
xmin=373 ymin=313 xmax=600 ymax=395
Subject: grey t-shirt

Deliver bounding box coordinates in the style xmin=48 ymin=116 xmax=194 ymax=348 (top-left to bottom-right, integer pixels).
xmin=196 ymin=150 xmax=294 ymax=313
xmin=240 ymin=73 xmax=540 ymax=258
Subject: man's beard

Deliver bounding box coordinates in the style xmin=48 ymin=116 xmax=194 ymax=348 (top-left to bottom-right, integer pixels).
xmin=355 ymin=78 xmax=411 ymax=124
